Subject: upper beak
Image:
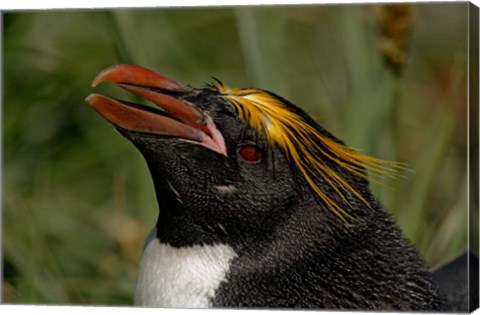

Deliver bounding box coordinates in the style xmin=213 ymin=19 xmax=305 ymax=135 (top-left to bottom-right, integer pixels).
xmin=85 ymin=64 xmax=227 ymax=156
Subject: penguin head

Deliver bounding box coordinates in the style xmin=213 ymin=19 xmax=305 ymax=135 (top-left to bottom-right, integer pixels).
xmin=86 ymin=64 xmax=400 ymax=247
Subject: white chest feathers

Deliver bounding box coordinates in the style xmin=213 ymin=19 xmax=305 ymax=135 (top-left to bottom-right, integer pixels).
xmin=134 ymin=239 xmax=237 ymax=308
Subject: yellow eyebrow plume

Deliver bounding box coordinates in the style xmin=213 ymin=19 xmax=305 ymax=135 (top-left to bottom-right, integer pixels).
xmin=212 ymin=83 xmax=405 ymax=222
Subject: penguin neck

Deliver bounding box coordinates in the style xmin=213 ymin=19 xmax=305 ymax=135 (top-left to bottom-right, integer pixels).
xmin=149 ymin=174 xmax=223 ymax=247
xmin=233 ymin=195 xmax=361 ymax=267
xmin=154 ymin=212 xmax=224 ymax=247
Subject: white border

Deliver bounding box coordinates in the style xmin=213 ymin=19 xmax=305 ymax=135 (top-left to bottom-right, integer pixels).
xmin=1 ymin=1 xmax=478 ymax=315
xmin=0 ymin=0 xmax=478 ymax=11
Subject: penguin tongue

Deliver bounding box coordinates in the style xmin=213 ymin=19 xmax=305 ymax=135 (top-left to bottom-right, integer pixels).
xmin=85 ymin=64 xmax=227 ymax=157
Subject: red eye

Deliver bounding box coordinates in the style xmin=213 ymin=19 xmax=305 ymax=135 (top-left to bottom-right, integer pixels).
xmin=239 ymin=145 xmax=263 ymax=162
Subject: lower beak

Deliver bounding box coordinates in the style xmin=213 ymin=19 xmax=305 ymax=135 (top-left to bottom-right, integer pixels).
xmin=85 ymin=64 xmax=227 ymax=156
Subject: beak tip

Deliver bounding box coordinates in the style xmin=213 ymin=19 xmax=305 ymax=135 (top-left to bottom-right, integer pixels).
xmin=91 ymin=64 xmax=121 ymax=87
xmin=91 ymin=72 xmax=108 ymax=88
xmin=85 ymin=93 xmax=98 ymax=106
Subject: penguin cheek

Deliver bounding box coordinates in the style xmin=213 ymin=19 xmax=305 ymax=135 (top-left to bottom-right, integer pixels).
xmin=214 ymin=185 xmax=240 ymax=197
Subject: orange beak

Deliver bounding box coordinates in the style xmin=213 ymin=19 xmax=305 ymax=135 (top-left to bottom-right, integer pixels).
xmin=85 ymin=64 xmax=227 ymax=156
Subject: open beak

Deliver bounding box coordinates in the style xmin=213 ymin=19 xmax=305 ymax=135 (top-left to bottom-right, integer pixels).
xmin=85 ymin=64 xmax=227 ymax=156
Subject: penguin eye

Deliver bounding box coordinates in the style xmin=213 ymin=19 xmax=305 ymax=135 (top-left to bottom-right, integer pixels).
xmin=238 ymin=145 xmax=263 ymax=163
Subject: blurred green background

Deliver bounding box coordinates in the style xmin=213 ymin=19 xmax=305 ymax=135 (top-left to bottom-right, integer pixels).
xmin=3 ymin=3 xmax=474 ymax=305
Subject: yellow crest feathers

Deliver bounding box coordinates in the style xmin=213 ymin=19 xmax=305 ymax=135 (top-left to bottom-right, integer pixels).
xmin=212 ymin=83 xmax=405 ymax=221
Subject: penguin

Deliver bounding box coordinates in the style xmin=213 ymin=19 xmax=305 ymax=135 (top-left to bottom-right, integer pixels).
xmin=85 ymin=64 xmax=447 ymax=310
